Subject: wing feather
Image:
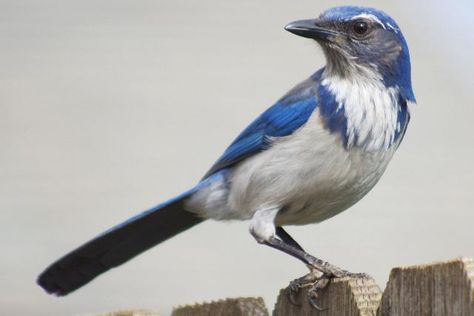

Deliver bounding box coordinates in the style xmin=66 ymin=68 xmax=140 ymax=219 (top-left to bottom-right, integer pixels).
xmin=203 ymin=71 xmax=322 ymax=178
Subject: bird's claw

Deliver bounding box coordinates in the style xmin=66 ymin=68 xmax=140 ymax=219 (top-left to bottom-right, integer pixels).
xmin=288 ymin=279 xmax=302 ymax=305
xmin=286 ymin=269 xmax=328 ymax=307
xmin=307 ymin=275 xmax=330 ymax=310
xmin=334 ymin=271 xmax=370 ymax=279
xmin=287 ymin=268 xmax=370 ymax=309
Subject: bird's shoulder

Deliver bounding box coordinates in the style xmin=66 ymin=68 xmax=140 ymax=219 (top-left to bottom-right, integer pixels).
xmin=202 ymin=69 xmax=325 ymax=179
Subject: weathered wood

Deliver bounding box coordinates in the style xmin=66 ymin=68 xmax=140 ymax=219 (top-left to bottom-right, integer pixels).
xmin=273 ymin=276 xmax=382 ymax=316
xmin=86 ymin=257 xmax=474 ymax=316
xmin=171 ymin=297 xmax=269 ymax=316
xmin=86 ymin=310 xmax=160 ymax=316
xmin=378 ymin=257 xmax=474 ymax=316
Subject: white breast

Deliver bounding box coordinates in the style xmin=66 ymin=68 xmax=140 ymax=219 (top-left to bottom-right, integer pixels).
xmin=187 ymin=71 xmax=402 ymax=225
xmin=322 ymin=70 xmax=402 ymax=152
xmin=187 ymin=110 xmax=397 ymax=225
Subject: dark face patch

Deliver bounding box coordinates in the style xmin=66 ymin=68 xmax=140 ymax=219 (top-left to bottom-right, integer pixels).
xmin=352 ymin=22 xmax=401 ymax=65
xmin=318 ymin=18 xmax=402 ymax=72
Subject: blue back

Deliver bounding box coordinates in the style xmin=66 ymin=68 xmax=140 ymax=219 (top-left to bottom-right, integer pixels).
xmin=203 ymin=70 xmax=322 ymax=178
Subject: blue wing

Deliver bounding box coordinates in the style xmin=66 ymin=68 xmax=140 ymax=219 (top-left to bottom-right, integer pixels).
xmin=203 ymin=71 xmax=321 ymax=179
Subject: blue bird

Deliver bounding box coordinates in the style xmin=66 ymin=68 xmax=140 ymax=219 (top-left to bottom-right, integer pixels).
xmin=38 ymin=6 xmax=415 ymax=302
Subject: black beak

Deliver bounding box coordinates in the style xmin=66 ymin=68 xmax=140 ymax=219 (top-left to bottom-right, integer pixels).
xmin=285 ymin=19 xmax=339 ymax=41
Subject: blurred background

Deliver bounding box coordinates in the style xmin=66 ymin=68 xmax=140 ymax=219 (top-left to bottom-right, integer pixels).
xmin=1 ymin=0 xmax=473 ymax=315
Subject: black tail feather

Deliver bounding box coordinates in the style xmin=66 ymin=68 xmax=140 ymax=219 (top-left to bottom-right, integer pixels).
xmin=37 ymin=194 xmax=203 ymax=296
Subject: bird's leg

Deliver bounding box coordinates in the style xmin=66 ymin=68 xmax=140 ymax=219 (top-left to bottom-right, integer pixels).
xmin=249 ymin=210 xmax=367 ymax=308
xmin=275 ymin=226 xmax=305 ymax=252
xmin=261 ymin=234 xmax=368 ymax=307
xmin=263 ymin=235 xmax=360 ymax=277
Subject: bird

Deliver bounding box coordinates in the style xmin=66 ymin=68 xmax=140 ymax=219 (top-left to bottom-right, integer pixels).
xmin=38 ymin=5 xmax=415 ymax=305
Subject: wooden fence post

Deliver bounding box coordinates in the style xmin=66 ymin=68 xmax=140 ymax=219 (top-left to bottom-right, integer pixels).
xmin=88 ymin=257 xmax=474 ymax=316
xmin=378 ymin=257 xmax=474 ymax=316
xmin=86 ymin=309 xmax=160 ymax=316
xmin=171 ymin=297 xmax=269 ymax=316
xmin=273 ymin=276 xmax=382 ymax=316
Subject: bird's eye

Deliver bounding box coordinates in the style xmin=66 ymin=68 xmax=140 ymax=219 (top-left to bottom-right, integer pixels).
xmin=352 ymin=20 xmax=369 ymax=36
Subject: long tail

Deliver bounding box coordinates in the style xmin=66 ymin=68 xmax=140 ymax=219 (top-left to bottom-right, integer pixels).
xmin=37 ymin=189 xmax=203 ymax=296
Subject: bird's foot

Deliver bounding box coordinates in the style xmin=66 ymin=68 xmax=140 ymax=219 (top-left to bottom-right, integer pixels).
xmin=288 ymin=268 xmax=328 ymax=310
xmin=287 ymin=266 xmax=369 ymax=309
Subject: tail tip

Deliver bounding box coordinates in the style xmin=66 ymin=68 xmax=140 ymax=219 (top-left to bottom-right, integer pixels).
xmin=37 ymin=271 xmax=68 ymax=296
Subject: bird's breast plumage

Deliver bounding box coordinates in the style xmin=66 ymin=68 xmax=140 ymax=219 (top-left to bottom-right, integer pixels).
xmin=187 ymin=69 xmax=409 ymax=225
xmin=229 ymin=109 xmax=398 ymax=225
xmin=188 ymin=107 xmax=399 ymax=224
xmin=318 ymin=68 xmax=410 ymax=152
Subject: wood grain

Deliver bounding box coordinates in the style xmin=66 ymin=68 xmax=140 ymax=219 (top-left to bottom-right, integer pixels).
xmin=172 ymin=297 xmax=269 ymax=316
xmin=273 ymin=276 xmax=382 ymax=316
xmin=378 ymin=257 xmax=474 ymax=316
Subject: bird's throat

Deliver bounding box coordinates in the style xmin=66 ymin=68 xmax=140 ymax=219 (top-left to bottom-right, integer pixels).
xmin=318 ymin=71 xmax=409 ymax=152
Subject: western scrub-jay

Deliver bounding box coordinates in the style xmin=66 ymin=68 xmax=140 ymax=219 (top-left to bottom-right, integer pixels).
xmin=38 ymin=5 xmax=415 ymax=305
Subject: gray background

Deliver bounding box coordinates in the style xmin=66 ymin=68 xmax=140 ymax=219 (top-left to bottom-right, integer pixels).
xmin=1 ymin=0 xmax=473 ymax=315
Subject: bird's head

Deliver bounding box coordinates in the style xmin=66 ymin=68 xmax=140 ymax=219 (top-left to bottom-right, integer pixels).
xmin=285 ymin=6 xmax=415 ymax=102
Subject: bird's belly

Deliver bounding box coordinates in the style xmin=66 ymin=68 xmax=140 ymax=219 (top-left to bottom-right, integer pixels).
xmin=187 ymin=113 xmax=397 ymax=223
xmin=274 ymin=164 xmax=382 ymax=226
xmin=226 ymin=113 xmax=396 ymax=224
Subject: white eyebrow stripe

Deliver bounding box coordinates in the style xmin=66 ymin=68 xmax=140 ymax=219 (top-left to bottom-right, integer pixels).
xmin=386 ymin=22 xmax=400 ymax=33
xmin=351 ymin=13 xmax=386 ymax=29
